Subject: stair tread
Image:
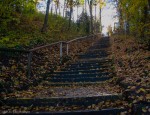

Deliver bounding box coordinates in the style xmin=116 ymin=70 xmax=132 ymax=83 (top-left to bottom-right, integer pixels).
xmin=52 ymin=72 xmax=111 ymax=77
xmin=1 ymin=94 xmax=122 ymax=106
xmin=27 ymin=108 xmax=127 ymax=115
xmin=41 ymin=81 xmax=111 ymax=86
xmin=53 ymin=69 xmax=110 ymax=74
xmin=49 ymin=77 xmax=112 ymax=82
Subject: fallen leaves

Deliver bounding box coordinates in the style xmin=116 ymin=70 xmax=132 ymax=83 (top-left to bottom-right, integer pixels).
xmin=111 ymin=35 xmax=150 ymax=114
xmin=0 ymin=99 xmax=128 ymax=113
xmin=2 ymin=82 xmax=122 ymax=99
xmin=0 ymin=37 xmax=97 ymax=94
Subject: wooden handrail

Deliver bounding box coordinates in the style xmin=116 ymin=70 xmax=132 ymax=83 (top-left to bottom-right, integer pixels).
xmin=0 ymin=34 xmax=96 ymax=53
xmin=67 ymin=36 xmax=88 ymax=43
xmin=29 ymin=41 xmax=66 ymax=52
xmin=0 ymin=34 xmax=98 ymax=78
xmin=30 ymin=34 xmax=95 ymax=51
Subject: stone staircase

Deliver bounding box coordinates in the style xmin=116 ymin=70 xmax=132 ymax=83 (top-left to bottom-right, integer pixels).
xmin=46 ymin=37 xmax=113 ymax=85
xmin=1 ymin=37 xmax=128 ymax=114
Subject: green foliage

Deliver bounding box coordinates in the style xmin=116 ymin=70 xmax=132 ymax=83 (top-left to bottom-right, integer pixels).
xmin=0 ymin=0 xmax=89 ymax=48
xmin=0 ymin=9 xmax=87 ymax=48
xmin=0 ymin=0 xmax=36 ymax=29
xmin=113 ymin=0 xmax=150 ymax=45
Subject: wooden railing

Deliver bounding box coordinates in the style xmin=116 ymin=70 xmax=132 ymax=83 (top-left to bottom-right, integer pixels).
xmin=0 ymin=34 xmax=100 ymax=79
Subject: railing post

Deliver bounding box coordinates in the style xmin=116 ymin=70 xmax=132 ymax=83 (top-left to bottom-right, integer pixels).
xmin=60 ymin=42 xmax=63 ymax=63
xmin=27 ymin=51 xmax=32 ymax=78
xmin=66 ymin=43 xmax=69 ymax=56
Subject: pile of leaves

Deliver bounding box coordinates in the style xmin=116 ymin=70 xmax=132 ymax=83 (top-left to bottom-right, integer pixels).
xmin=111 ymin=35 xmax=150 ymax=112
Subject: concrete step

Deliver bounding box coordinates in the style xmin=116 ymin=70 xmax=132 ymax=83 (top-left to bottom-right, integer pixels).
xmin=61 ymin=65 xmax=110 ymax=71
xmin=53 ymin=69 xmax=111 ymax=75
xmin=78 ymin=55 xmax=109 ymax=59
xmin=76 ymin=59 xmax=112 ymax=63
xmin=1 ymin=94 xmax=122 ymax=106
xmin=86 ymin=50 xmax=110 ymax=54
xmin=51 ymin=72 xmax=111 ymax=78
xmin=89 ymin=45 xmax=110 ymax=49
xmin=3 ymin=108 xmax=127 ymax=115
xmin=49 ymin=76 xmax=112 ymax=82
xmin=68 ymin=63 xmax=111 ymax=68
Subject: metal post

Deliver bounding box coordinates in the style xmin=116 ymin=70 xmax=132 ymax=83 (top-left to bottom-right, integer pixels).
xmin=67 ymin=43 xmax=69 ymax=56
xmin=27 ymin=52 xmax=32 ymax=79
xmin=60 ymin=42 xmax=63 ymax=63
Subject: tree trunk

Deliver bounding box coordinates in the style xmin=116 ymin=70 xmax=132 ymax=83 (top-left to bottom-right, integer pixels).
xmin=50 ymin=2 xmax=53 ymax=14
xmin=41 ymin=0 xmax=51 ymax=32
xmin=140 ymin=6 xmax=148 ymax=38
xmin=63 ymin=0 xmax=66 ymax=17
xmin=77 ymin=5 xmax=78 ymax=20
xmin=89 ymin=0 xmax=93 ymax=34
xmin=118 ymin=6 xmax=124 ymax=33
xmin=55 ymin=5 xmax=58 ymax=16
xmin=95 ymin=4 xmax=96 ymax=21
xmin=68 ymin=7 xmax=73 ymax=29
xmin=59 ymin=5 xmax=61 ymax=15
xmin=99 ymin=7 xmax=102 ymax=33
xmin=84 ymin=0 xmax=87 ymax=13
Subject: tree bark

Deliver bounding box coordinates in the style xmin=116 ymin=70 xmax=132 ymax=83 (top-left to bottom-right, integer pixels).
xmin=41 ymin=0 xmax=51 ymax=32
xmin=85 ymin=0 xmax=87 ymax=13
xmin=77 ymin=5 xmax=79 ymax=20
xmin=63 ymin=0 xmax=66 ymax=17
xmin=140 ymin=6 xmax=148 ymax=38
xmin=88 ymin=0 xmax=94 ymax=34
xmin=68 ymin=7 xmax=73 ymax=29
xmin=50 ymin=2 xmax=53 ymax=14
xmin=99 ymin=7 xmax=102 ymax=33
xmin=55 ymin=5 xmax=58 ymax=16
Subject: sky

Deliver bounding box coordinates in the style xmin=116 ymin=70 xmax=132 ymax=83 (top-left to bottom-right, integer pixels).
xmin=37 ymin=0 xmax=118 ymax=34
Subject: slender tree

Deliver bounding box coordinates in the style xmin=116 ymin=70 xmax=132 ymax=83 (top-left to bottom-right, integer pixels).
xmin=41 ymin=0 xmax=51 ymax=32
xmin=98 ymin=0 xmax=106 ymax=34
xmin=54 ymin=0 xmax=60 ymax=16
xmin=75 ymin=0 xmax=80 ymax=20
xmin=67 ymin=0 xmax=74 ymax=29
xmin=84 ymin=0 xmax=87 ymax=13
xmin=93 ymin=0 xmax=97 ymax=21
xmin=88 ymin=0 xmax=94 ymax=33
xmin=63 ymin=0 xmax=67 ymax=17
xmin=50 ymin=0 xmax=53 ymax=14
